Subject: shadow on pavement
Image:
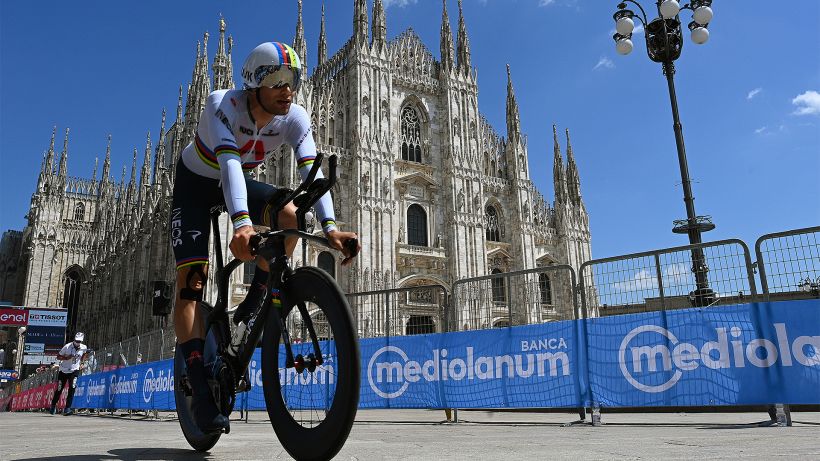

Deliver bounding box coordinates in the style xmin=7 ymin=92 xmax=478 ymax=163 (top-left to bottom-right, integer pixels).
xmin=12 ymin=448 xmax=211 ymax=461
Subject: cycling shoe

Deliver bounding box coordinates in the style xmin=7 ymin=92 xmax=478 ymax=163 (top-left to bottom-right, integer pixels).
xmin=191 ymin=392 xmax=230 ymax=434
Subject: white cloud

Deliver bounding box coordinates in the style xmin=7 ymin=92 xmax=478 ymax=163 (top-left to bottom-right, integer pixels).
xmin=539 ymin=0 xmax=557 ymax=5
xmin=792 ymin=90 xmax=820 ymax=115
xmin=611 ymin=263 xmax=693 ymax=294
xmin=593 ymin=56 xmax=614 ymax=71
xmin=383 ymin=0 xmax=417 ymax=7
xmin=754 ymin=126 xmax=767 ymax=135
xmin=747 ymin=88 xmax=762 ymax=100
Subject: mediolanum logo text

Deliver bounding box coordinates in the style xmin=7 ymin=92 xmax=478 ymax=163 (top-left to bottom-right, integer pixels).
xmin=368 ymin=345 xmax=571 ymax=399
xmin=619 ymin=324 xmax=820 ymax=393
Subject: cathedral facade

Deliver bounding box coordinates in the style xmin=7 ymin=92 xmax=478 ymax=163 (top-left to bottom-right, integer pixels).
xmin=9 ymin=0 xmax=591 ymax=348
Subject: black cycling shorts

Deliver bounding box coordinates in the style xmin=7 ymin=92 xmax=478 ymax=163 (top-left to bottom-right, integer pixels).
xmin=170 ymin=160 xmax=277 ymax=270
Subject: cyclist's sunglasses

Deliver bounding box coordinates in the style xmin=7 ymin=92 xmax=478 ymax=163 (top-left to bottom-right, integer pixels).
xmin=256 ymin=65 xmax=301 ymax=92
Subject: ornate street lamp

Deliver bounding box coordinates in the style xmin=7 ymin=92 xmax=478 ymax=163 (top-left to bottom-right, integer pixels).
xmin=612 ymin=0 xmax=716 ymax=307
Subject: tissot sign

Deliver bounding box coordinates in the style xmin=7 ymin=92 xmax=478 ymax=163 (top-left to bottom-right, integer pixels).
xmin=27 ymin=309 xmax=68 ymax=327
xmin=0 ymin=308 xmax=27 ymax=326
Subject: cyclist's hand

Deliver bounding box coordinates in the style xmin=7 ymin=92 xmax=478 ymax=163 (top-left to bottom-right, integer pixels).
xmin=327 ymin=230 xmax=360 ymax=266
xmin=230 ymin=225 xmax=257 ymax=262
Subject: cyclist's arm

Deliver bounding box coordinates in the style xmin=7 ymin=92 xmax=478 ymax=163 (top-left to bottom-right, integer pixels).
xmin=202 ymin=93 xmax=252 ymax=230
xmin=287 ymin=105 xmax=337 ymax=235
xmin=56 ymin=344 xmax=72 ymax=361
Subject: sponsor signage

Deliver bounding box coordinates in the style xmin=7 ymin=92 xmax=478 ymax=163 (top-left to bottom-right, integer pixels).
xmin=27 ymin=309 xmax=67 ymax=327
xmin=64 ymin=300 xmax=820 ymax=412
xmin=23 ymin=354 xmax=57 ymax=365
xmin=586 ymin=300 xmax=820 ymax=406
xmin=0 ymin=308 xmax=27 ymax=326
xmin=24 ymin=343 xmax=45 ymax=353
xmin=24 ymin=326 xmax=66 ymax=346
xmin=0 ymin=369 xmax=20 ymax=380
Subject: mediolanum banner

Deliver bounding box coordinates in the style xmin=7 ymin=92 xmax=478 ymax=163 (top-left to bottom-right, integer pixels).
xmin=68 ymin=300 xmax=820 ymax=411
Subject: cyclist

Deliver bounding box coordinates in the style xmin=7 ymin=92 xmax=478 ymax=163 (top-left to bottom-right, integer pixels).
xmin=49 ymin=332 xmax=87 ymax=416
xmin=169 ymin=41 xmax=360 ymax=433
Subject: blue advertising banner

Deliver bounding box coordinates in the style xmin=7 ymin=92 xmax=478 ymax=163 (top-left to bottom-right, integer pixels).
xmin=74 ymin=360 xmax=175 ymax=410
xmin=71 ymin=300 xmax=819 ymax=411
xmin=0 ymin=369 xmax=20 ymax=380
xmin=24 ymin=326 xmax=66 ymax=347
xmin=586 ymin=300 xmax=820 ymax=407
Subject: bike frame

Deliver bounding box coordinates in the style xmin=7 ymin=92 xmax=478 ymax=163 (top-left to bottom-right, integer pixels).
xmin=200 ymin=153 xmax=345 ymax=388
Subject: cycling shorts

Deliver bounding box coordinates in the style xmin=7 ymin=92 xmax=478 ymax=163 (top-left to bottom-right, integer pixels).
xmin=170 ymin=159 xmax=277 ymax=269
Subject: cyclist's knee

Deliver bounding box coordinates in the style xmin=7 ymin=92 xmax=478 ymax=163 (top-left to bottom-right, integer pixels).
xmin=279 ymin=203 xmax=297 ymax=229
xmin=176 ymin=264 xmax=208 ymax=302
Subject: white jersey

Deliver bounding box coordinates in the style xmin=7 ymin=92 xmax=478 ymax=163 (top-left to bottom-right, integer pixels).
xmin=57 ymin=342 xmax=87 ymax=373
xmin=180 ymin=89 xmax=337 ymax=233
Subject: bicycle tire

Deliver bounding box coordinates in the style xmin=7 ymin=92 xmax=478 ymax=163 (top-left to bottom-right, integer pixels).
xmin=173 ymin=304 xmax=221 ymax=452
xmin=261 ymin=266 xmax=360 ymax=461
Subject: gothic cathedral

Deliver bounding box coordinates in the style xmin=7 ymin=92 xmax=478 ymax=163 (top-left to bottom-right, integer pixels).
xmin=9 ymin=1 xmax=591 ymax=347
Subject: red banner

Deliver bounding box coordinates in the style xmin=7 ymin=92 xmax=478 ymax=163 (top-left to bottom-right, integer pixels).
xmin=0 ymin=308 xmax=28 ymax=326
xmin=9 ymin=382 xmax=67 ymax=411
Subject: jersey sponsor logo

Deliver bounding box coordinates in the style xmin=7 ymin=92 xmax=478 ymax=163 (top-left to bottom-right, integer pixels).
xmin=187 ymin=230 xmax=202 ymax=242
xmin=294 ymin=128 xmax=311 ymax=152
xmin=170 ymin=208 xmax=183 ymax=247
xmin=239 ymin=140 xmax=266 ymax=162
xmin=214 ymin=108 xmax=234 ymax=135
xmin=262 ymin=130 xmax=279 ymax=137
xmin=239 ymin=125 xmax=254 ymax=136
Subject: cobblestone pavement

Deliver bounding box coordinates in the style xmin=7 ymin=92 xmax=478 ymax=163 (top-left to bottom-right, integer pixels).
xmin=0 ymin=409 xmax=817 ymax=460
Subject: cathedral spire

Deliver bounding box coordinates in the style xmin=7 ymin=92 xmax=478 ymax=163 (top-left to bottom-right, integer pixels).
xmin=553 ymin=125 xmax=567 ymax=204
xmin=45 ymin=126 xmax=57 ymax=175
xmin=129 ymin=147 xmax=137 ymax=188
xmin=102 ymin=135 xmax=112 ymax=183
xmin=318 ymin=3 xmax=328 ymax=66
xmin=565 ymin=128 xmax=583 ymax=205
xmin=58 ymin=128 xmax=69 ymax=178
xmin=154 ymin=108 xmax=167 ymax=183
xmin=440 ymin=0 xmax=454 ymax=70
xmin=372 ymin=0 xmax=386 ymax=50
xmin=294 ymin=0 xmax=307 ymax=71
xmin=140 ymin=131 xmax=152 ymax=189
xmin=92 ymin=157 xmax=98 ymax=182
xmin=212 ymin=16 xmax=233 ymax=90
xmin=353 ymin=0 xmax=369 ymax=45
xmin=505 ymin=65 xmax=521 ymax=140
xmin=456 ymin=0 xmax=472 ymax=74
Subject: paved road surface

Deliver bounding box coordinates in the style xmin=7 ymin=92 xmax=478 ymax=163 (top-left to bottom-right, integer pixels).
xmin=0 ymin=409 xmax=817 ymax=460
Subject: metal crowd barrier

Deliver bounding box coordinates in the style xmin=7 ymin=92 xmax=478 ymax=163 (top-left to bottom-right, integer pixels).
xmin=579 ymin=239 xmax=758 ymax=315
xmin=755 ymin=226 xmax=820 ymax=300
xmin=4 ymin=226 xmax=817 ymax=425
xmin=345 ymin=284 xmax=450 ymax=338
xmin=451 ymin=265 xmax=579 ymax=330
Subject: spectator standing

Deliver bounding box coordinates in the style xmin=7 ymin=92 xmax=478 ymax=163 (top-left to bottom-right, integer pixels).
xmin=49 ymin=332 xmax=88 ymax=415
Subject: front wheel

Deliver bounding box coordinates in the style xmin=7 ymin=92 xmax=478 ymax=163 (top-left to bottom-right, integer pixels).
xmin=261 ymin=266 xmax=360 ymax=461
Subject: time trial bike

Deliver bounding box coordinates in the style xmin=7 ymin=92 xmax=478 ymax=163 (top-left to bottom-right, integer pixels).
xmin=173 ymin=153 xmax=361 ymax=460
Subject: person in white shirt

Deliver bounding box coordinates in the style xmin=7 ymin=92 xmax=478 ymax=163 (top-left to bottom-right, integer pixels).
xmin=50 ymin=332 xmax=88 ymax=415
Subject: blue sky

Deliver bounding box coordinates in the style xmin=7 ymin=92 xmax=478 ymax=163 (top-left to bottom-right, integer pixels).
xmin=1 ymin=0 xmax=818 ymax=259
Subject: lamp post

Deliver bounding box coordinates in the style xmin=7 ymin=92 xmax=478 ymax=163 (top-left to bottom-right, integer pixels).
xmin=15 ymin=326 xmax=26 ymax=376
xmin=612 ymin=0 xmax=716 ymax=306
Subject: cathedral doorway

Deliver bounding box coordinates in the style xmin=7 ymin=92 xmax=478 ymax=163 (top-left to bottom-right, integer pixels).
xmin=61 ymin=266 xmax=85 ymax=335
xmin=405 ymin=315 xmax=435 ymax=335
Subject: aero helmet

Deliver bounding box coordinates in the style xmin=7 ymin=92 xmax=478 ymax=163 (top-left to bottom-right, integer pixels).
xmin=241 ymin=42 xmax=302 ymax=92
